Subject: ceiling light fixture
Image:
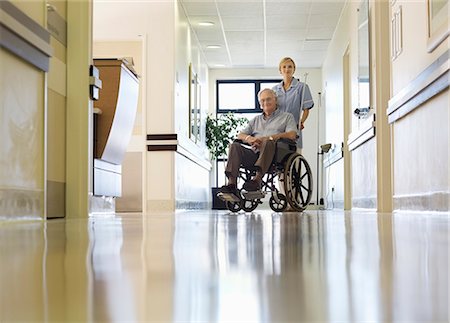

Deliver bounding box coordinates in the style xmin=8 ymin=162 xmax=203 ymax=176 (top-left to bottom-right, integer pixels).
xmin=198 ymin=21 xmax=214 ymax=26
xmin=206 ymin=45 xmax=221 ymax=49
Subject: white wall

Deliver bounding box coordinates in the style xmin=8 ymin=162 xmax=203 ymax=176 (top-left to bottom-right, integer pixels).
xmin=173 ymin=0 xmax=210 ymax=209
xmin=389 ymin=1 xmax=449 ymax=211
xmin=322 ymin=0 xmax=449 ymax=212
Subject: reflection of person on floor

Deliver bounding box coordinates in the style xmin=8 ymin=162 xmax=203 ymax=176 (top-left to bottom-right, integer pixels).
xmin=220 ymin=88 xmax=297 ymax=196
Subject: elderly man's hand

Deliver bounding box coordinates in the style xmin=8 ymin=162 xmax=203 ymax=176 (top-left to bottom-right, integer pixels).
xmin=251 ymin=136 xmax=267 ymax=149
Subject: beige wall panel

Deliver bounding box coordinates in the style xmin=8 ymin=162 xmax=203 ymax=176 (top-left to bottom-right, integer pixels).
xmin=351 ymin=138 xmax=377 ymax=209
xmin=10 ymin=0 xmax=45 ymax=25
xmin=393 ymin=91 xmax=449 ymax=195
xmin=47 ymin=89 xmax=66 ymax=182
xmin=0 ymin=49 xmax=44 ymax=189
xmin=50 ymin=37 xmax=66 ymax=63
xmin=48 ymin=57 xmax=66 ymax=96
xmin=0 ymin=48 xmax=44 ymax=219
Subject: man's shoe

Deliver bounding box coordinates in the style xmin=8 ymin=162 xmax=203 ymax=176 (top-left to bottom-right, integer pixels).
xmin=218 ymin=184 xmax=240 ymax=202
xmin=243 ymin=179 xmax=261 ymax=192
xmin=219 ymin=184 xmax=237 ymax=195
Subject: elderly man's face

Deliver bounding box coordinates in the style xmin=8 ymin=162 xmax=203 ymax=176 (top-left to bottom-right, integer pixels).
xmin=259 ymin=90 xmax=277 ymax=116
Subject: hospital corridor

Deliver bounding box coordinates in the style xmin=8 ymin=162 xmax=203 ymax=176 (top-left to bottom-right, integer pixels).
xmin=0 ymin=0 xmax=449 ymax=322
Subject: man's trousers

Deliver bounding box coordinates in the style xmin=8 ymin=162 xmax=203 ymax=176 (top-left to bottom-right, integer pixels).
xmin=225 ymin=139 xmax=277 ymax=180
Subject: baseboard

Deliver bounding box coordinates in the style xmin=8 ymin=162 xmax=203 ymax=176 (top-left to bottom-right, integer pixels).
xmin=146 ymin=200 xmax=175 ymax=212
xmin=176 ymin=199 xmax=209 ymax=210
xmin=0 ymin=188 xmax=43 ymax=220
xmin=352 ymin=197 xmax=377 ymax=209
xmin=393 ymin=191 xmax=449 ymax=212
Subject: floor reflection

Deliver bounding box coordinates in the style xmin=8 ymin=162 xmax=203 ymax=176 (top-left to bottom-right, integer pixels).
xmin=0 ymin=210 xmax=448 ymax=322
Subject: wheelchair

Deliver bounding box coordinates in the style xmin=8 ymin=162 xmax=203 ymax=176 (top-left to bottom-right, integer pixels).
xmin=218 ymin=139 xmax=313 ymax=212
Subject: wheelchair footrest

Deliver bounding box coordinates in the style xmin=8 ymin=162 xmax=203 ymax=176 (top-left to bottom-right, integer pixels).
xmin=217 ymin=192 xmax=241 ymax=203
xmin=242 ymin=190 xmax=265 ymax=200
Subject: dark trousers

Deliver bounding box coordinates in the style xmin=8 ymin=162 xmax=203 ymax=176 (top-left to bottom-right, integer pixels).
xmin=225 ymin=140 xmax=277 ymax=180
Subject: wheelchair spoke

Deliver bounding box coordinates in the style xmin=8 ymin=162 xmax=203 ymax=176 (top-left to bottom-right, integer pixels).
xmin=284 ymin=153 xmax=313 ymax=210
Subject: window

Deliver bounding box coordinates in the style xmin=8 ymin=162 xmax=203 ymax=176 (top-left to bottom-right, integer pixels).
xmin=216 ymin=80 xmax=280 ymax=113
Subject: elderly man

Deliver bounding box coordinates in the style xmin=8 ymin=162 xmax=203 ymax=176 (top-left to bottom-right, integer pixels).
xmin=220 ymin=88 xmax=297 ymax=197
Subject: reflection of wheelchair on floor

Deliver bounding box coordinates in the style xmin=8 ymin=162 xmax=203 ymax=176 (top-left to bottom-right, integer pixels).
xmin=218 ymin=139 xmax=313 ymax=212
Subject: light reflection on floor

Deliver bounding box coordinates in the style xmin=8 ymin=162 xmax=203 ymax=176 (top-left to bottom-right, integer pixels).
xmin=0 ymin=210 xmax=448 ymax=322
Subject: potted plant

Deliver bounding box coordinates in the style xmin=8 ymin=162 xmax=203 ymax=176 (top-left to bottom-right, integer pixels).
xmin=206 ymin=112 xmax=247 ymax=209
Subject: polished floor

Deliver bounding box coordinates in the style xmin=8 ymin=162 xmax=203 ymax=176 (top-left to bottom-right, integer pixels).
xmin=0 ymin=209 xmax=448 ymax=322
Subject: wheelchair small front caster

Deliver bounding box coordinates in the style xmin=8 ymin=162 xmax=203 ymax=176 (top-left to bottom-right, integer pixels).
xmin=269 ymin=193 xmax=288 ymax=212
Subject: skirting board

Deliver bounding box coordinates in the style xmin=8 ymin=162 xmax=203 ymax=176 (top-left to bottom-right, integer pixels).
xmin=146 ymin=200 xmax=175 ymax=212
xmin=352 ymin=197 xmax=377 ymax=209
xmin=176 ymin=200 xmax=209 ymax=210
xmin=0 ymin=188 xmax=42 ymax=220
xmin=393 ymin=192 xmax=449 ymax=212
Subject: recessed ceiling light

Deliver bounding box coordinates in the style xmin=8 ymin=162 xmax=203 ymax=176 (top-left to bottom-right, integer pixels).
xmin=206 ymin=45 xmax=221 ymax=49
xmin=198 ymin=21 xmax=214 ymax=26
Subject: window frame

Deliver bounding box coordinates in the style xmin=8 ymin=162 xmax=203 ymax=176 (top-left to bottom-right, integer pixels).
xmin=216 ymin=79 xmax=281 ymax=113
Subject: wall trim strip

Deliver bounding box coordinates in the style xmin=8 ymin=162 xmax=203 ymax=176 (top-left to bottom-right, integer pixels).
xmin=387 ymin=50 xmax=449 ymax=123
xmin=147 ymin=134 xmax=178 ymax=141
xmin=146 ymin=133 xmax=212 ymax=171
xmin=324 ymin=149 xmax=344 ymax=168
xmin=0 ymin=1 xmax=52 ymax=71
xmin=347 ymin=114 xmax=376 ymax=151
xmin=147 ymin=145 xmax=177 ymax=151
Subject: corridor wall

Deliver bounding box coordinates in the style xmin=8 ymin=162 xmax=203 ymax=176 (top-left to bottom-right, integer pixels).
xmin=93 ymin=0 xmax=210 ymax=212
xmin=388 ymin=1 xmax=449 ymax=212
xmin=0 ymin=1 xmax=48 ymax=220
xmin=322 ymin=0 xmax=449 ymax=212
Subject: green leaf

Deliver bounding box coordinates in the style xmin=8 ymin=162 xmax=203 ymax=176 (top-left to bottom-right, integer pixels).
xmin=206 ymin=112 xmax=247 ymax=160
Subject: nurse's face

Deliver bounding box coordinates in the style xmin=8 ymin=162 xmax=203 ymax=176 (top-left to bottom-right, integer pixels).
xmin=259 ymin=90 xmax=277 ymax=116
xmin=280 ymin=60 xmax=295 ymax=78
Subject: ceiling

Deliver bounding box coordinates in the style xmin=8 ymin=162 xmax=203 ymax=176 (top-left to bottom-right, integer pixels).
xmin=180 ymin=0 xmax=344 ymax=68
xmin=94 ymin=0 xmax=345 ymax=69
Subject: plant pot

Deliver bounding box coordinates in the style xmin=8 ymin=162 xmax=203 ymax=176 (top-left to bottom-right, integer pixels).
xmin=211 ymin=187 xmax=227 ymax=210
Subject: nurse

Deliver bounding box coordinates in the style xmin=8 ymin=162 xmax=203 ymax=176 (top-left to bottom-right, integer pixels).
xmin=272 ymin=57 xmax=314 ymax=153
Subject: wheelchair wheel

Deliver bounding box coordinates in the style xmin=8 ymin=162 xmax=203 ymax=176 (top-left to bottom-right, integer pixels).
xmin=269 ymin=193 xmax=288 ymax=212
xmin=242 ymin=199 xmax=259 ymax=212
xmin=283 ymin=153 xmax=313 ymax=211
xmin=226 ymin=200 xmax=242 ymax=212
